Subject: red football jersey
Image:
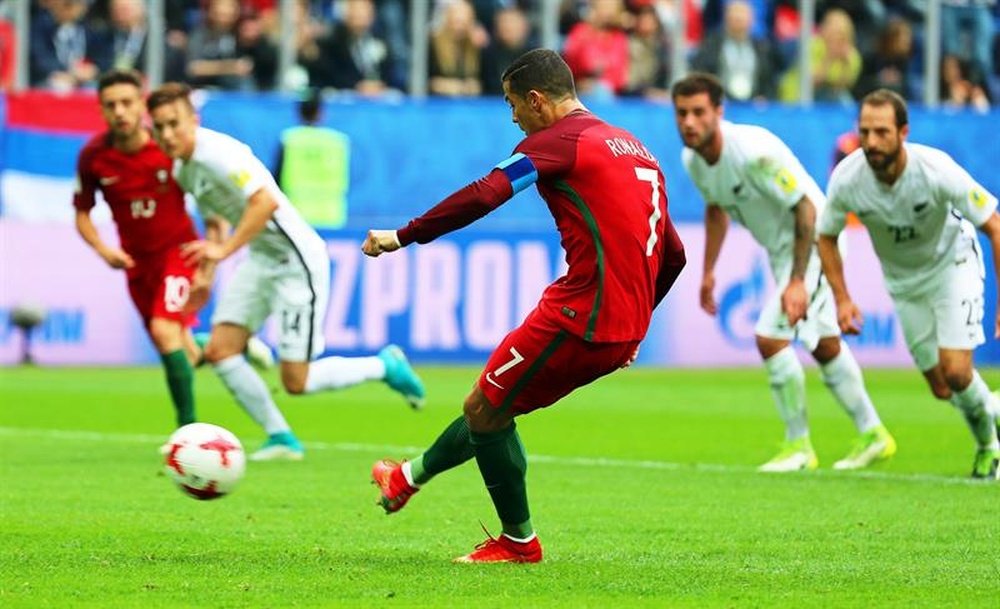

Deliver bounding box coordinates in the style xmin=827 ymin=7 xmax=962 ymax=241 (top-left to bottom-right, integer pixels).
xmin=397 ymin=110 xmax=685 ymax=342
xmin=516 ymin=110 xmax=681 ymax=341
xmin=74 ymin=132 xmax=196 ymax=258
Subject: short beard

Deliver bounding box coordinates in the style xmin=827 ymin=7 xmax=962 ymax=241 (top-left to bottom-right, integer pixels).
xmin=112 ymin=123 xmax=141 ymax=143
xmin=691 ymin=128 xmax=716 ymax=156
xmin=864 ymin=146 xmax=899 ymax=172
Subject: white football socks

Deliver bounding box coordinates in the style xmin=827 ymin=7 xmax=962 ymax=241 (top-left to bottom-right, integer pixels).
xmin=820 ymin=342 xmax=882 ymax=433
xmin=949 ymin=370 xmax=1000 ymax=450
xmin=303 ymin=356 xmax=386 ymax=393
xmin=764 ymin=346 xmax=809 ymax=441
xmin=214 ymin=354 xmax=290 ymax=435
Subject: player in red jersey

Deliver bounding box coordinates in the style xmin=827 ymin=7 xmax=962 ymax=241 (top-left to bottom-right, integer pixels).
xmin=364 ymin=49 xmax=686 ymax=563
xmin=74 ymin=69 xmax=204 ymax=427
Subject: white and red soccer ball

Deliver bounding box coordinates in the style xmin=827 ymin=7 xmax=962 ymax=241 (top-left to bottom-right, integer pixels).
xmin=161 ymin=423 xmax=246 ymax=500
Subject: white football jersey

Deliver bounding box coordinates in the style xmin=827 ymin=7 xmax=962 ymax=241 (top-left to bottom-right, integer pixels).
xmin=175 ymin=127 xmax=325 ymax=261
xmin=819 ymin=143 xmax=997 ymax=297
xmin=682 ymin=121 xmax=826 ymax=271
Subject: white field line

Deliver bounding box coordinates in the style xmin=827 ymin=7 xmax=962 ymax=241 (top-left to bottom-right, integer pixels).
xmin=0 ymin=426 xmax=990 ymax=487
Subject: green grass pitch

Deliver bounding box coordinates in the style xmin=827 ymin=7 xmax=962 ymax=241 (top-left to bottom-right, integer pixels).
xmin=1 ymin=365 xmax=998 ymax=608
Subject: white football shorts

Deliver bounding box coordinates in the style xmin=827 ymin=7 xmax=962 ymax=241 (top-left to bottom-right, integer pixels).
xmin=892 ymin=253 xmax=985 ymax=371
xmin=212 ymin=248 xmax=330 ymax=362
xmin=755 ymin=255 xmax=841 ymax=351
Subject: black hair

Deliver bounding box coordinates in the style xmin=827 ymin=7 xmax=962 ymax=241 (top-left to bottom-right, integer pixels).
xmin=670 ymin=72 xmax=725 ymax=107
xmin=860 ymin=88 xmax=909 ymax=128
xmin=501 ymin=49 xmax=576 ymax=100
xmin=97 ymin=68 xmax=144 ymax=94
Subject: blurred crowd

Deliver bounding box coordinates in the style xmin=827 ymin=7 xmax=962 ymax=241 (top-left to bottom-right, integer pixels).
xmin=1 ymin=0 xmax=998 ymax=110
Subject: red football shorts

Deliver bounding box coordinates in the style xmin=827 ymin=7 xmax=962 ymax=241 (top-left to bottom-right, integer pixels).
xmin=478 ymin=309 xmax=639 ymax=414
xmin=126 ymin=247 xmax=197 ymax=327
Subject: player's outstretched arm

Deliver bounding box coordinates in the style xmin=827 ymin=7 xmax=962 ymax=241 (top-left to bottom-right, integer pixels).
xmin=182 ymin=189 xmax=277 ymax=265
xmin=74 ymin=209 xmax=134 ymax=269
xmin=976 ymin=211 xmax=1000 ymax=337
xmin=183 ymin=217 xmax=226 ymax=313
xmin=700 ymin=205 xmax=729 ymax=316
xmin=818 ymin=234 xmax=862 ymax=335
xmin=781 ymin=196 xmax=816 ymax=326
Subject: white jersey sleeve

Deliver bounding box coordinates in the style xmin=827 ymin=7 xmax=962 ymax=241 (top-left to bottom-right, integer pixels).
xmin=742 ymin=132 xmax=808 ymax=211
xmin=196 ymin=131 xmax=269 ymax=201
xmin=818 ymin=159 xmax=852 ymax=237
xmin=928 ymin=148 xmax=998 ymax=227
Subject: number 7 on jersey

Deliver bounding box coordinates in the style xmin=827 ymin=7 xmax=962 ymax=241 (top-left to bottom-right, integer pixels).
xmin=635 ymin=167 xmax=662 ymax=256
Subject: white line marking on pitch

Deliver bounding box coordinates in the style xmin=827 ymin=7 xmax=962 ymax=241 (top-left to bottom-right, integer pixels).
xmin=0 ymin=426 xmax=989 ymax=487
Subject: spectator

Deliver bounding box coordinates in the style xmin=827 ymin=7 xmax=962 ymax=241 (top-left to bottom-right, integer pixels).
xmin=373 ymin=0 xmax=410 ymax=91
xmin=288 ymin=0 xmax=328 ymax=90
xmin=779 ymin=8 xmax=861 ymax=104
xmin=237 ymin=9 xmax=278 ymax=89
xmin=480 ymin=6 xmax=533 ymax=95
xmin=0 ymin=13 xmax=15 ymax=91
xmin=941 ymin=53 xmax=991 ymax=112
xmin=562 ymin=0 xmax=630 ymax=97
xmin=29 ymin=0 xmax=102 ymax=90
xmin=647 ymin=0 xmax=704 ymax=48
xmin=816 ymin=0 xmax=886 ymax=56
xmin=690 ymin=0 xmax=781 ymax=101
xmin=90 ymin=0 xmax=187 ymax=81
xmin=854 ymin=16 xmax=914 ymax=100
xmin=941 ymin=0 xmax=995 ymax=77
xmin=320 ymin=0 xmax=396 ymax=95
xmin=428 ymin=0 xmax=485 ymax=96
xmin=700 ymin=0 xmax=766 ymax=39
xmin=186 ymin=0 xmax=254 ymax=90
xmin=624 ymin=1 xmax=672 ymax=99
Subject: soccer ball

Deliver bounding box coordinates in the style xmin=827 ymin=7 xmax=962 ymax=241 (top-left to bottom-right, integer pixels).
xmin=161 ymin=423 xmax=246 ymax=500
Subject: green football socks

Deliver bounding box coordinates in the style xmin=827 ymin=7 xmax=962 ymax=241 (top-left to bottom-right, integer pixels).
xmin=471 ymin=422 xmax=534 ymax=540
xmin=411 ymin=415 xmax=474 ymax=484
xmin=161 ymin=349 xmax=195 ymax=426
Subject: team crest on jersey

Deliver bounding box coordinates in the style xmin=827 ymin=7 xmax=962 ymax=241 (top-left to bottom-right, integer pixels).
xmin=157 ymin=169 xmax=168 ymax=183
xmin=969 ymin=187 xmax=988 ymax=209
xmin=230 ymin=170 xmax=251 ymax=189
xmin=774 ymin=168 xmax=797 ymax=195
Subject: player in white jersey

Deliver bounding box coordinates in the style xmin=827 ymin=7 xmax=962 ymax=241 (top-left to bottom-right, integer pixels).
xmin=146 ymin=83 xmax=426 ymax=461
xmin=672 ymin=73 xmax=894 ymax=472
xmin=818 ymin=89 xmax=1000 ymax=479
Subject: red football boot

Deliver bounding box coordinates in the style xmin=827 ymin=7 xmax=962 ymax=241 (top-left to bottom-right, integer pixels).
xmin=453 ymin=530 xmax=543 ymax=564
xmin=371 ymin=459 xmax=419 ymax=514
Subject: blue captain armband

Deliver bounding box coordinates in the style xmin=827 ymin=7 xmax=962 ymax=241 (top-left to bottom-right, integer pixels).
xmin=495 ymin=153 xmax=539 ymax=195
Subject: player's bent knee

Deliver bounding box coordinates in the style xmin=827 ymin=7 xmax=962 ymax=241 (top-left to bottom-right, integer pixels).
xmin=755 ymin=335 xmax=790 ymax=360
xmin=203 ymin=343 xmax=241 ymax=365
xmin=925 ymin=378 xmax=953 ymax=400
xmin=462 ymin=387 xmax=511 ymax=433
xmin=929 ymin=384 xmax=953 ymax=400
xmin=811 ymin=337 xmax=842 ymax=364
xmin=283 ymin=379 xmax=307 ymax=395
xmin=280 ymin=363 xmax=309 ymax=395
xmin=941 ymin=368 xmax=973 ymax=392
xmin=148 ymin=318 xmax=183 ymax=353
